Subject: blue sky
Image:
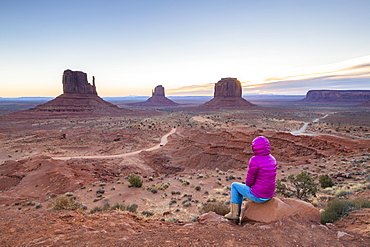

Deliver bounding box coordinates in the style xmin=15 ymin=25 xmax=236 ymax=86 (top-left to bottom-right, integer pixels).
xmin=1 ymin=0 xmax=370 ymax=97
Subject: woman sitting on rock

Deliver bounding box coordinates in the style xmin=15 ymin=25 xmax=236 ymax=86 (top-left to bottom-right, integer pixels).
xmin=225 ymin=136 xmax=277 ymax=220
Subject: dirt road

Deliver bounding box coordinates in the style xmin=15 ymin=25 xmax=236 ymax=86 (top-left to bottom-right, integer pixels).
xmin=52 ymin=128 xmax=177 ymax=160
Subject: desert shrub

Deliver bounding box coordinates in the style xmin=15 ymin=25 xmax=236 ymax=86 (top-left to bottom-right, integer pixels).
xmin=199 ymin=201 xmax=229 ymax=216
xmin=321 ymin=198 xmax=370 ymax=224
xmin=142 ymin=211 xmax=154 ymax=217
xmin=321 ymin=200 xmax=356 ymax=224
xmin=90 ymin=203 xmax=138 ymax=214
xmin=49 ymin=196 xmax=83 ymax=211
xmin=128 ymin=174 xmax=143 ymax=187
xmin=319 ymin=174 xmax=334 ymax=188
xmin=275 ymin=171 xmax=318 ymax=200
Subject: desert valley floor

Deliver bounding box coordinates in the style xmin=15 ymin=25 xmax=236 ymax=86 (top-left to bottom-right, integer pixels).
xmin=0 ymin=99 xmax=369 ymax=246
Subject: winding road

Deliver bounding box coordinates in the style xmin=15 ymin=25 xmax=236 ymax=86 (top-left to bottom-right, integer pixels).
xmin=290 ymin=114 xmax=331 ymax=135
xmin=53 ymin=128 xmax=177 ymax=160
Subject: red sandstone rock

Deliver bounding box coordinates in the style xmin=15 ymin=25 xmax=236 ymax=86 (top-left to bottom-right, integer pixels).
xmin=16 ymin=70 xmax=131 ymax=116
xmin=240 ymin=197 xmax=321 ymax=224
xmin=214 ymin=78 xmax=242 ymax=97
xmin=203 ymin=78 xmax=255 ymax=108
xmin=63 ymin=69 xmax=97 ymax=95
xmin=301 ymin=90 xmax=370 ymax=103
xmin=197 ymin=211 xmax=229 ymax=224
xmin=131 ymin=85 xmax=179 ymax=107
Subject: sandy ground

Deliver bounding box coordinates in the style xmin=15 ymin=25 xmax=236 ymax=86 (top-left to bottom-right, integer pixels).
xmin=0 ymin=103 xmax=369 ymax=246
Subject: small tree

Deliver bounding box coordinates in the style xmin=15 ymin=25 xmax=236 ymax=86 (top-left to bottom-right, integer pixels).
xmin=276 ymin=171 xmax=317 ymax=200
xmin=319 ymin=174 xmax=334 ymax=188
xmin=128 ymin=174 xmax=143 ymax=188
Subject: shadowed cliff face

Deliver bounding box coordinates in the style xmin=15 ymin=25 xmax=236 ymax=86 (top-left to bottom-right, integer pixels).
xmin=203 ymin=78 xmax=254 ymax=108
xmin=152 ymin=85 xmax=165 ymax=97
xmin=62 ymin=69 xmax=97 ymax=95
xmin=214 ymin=78 xmax=242 ymax=97
xmin=301 ymin=90 xmax=370 ymax=103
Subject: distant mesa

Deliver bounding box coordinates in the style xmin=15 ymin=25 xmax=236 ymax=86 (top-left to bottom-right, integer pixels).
xmin=301 ymin=90 xmax=370 ymax=103
xmin=130 ymin=85 xmax=179 ymax=107
xmin=202 ymin=78 xmax=255 ymax=108
xmin=358 ymin=99 xmax=370 ymax=107
xmin=23 ymin=69 xmax=131 ymax=116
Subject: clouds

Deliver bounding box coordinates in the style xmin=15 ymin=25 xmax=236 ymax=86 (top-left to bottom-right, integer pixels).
xmin=167 ymin=56 xmax=370 ymax=95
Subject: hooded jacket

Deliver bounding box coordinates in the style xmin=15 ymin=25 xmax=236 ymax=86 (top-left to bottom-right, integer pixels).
xmin=245 ymin=136 xmax=277 ymax=199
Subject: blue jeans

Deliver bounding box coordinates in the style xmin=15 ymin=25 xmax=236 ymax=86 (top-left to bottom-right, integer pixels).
xmin=230 ymin=182 xmax=270 ymax=204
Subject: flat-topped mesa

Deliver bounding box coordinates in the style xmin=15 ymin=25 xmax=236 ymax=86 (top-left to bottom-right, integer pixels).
xmin=203 ymin=78 xmax=255 ymax=108
xmin=214 ymin=78 xmax=242 ymax=97
xmin=63 ymin=69 xmax=97 ymax=95
xmin=301 ymin=90 xmax=370 ymax=103
xmin=152 ymin=85 xmax=165 ymax=97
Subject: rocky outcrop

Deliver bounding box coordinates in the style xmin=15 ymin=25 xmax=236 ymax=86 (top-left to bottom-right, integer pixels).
xmin=240 ymin=197 xmax=321 ymax=224
xmin=202 ymin=78 xmax=255 ymax=108
xmin=20 ymin=70 xmax=130 ymax=117
xmin=130 ymin=85 xmax=179 ymax=107
xmin=301 ymin=90 xmax=370 ymax=103
xmin=62 ymin=69 xmax=97 ymax=95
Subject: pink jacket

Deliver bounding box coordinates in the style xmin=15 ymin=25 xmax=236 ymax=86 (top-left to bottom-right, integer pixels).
xmin=245 ymin=136 xmax=277 ymax=199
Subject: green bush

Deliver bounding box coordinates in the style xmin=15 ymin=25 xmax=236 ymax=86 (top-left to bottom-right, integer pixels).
xmin=128 ymin=174 xmax=143 ymax=188
xmin=319 ymin=174 xmax=334 ymax=188
xmin=321 ymin=198 xmax=370 ymax=224
xmin=49 ymin=196 xmax=83 ymax=211
xmin=275 ymin=171 xmax=318 ymax=200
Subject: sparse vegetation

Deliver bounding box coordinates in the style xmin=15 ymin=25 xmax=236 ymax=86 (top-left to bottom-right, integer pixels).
xmin=199 ymin=201 xmax=229 ymax=216
xmin=321 ymin=198 xmax=370 ymax=224
xmin=128 ymin=174 xmax=143 ymax=187
xmin=276 ymin=171 xmax=318 ymax=200
xmin=49 ymin=196 xmax=83 ymax=211
xmin=90 ymin=203 xmax=138 ymax=214
xmin=319 ymin=174 xmax=334 ymax=188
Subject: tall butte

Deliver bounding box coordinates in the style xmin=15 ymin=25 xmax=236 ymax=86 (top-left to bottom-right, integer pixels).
xmin=131 ymin=85 xmax=179 ymax=106
xmin=202 ymin=78 xmax=255 ymax=108
xmin=25 ymin=69 xmax=130 ymax=116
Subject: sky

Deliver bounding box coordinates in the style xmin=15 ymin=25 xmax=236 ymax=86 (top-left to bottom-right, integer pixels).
xmin=1 ymin=0 xmax=370 ymax=97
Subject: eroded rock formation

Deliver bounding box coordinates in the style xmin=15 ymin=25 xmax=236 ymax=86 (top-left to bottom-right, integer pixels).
xmin=131 ymin=85 xmax=179 ymax=107
xmin=203 ymin=78 xmax=255 ymax=108
xmin=214 ymin=77 xmax=242 ymax=97
xmin=152 ymin=85 xmax=165 ymax=97
xmin=301 ymin=90 xmax=370 ymax=103
xmin=21 ymin=69 xmax=130 ymax=116
xmin=62 ymin=69 xmax=97 ymax=95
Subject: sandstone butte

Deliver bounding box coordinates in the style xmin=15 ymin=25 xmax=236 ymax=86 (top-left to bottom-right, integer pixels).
xmin=202 ymin=78 xmax=255 ymax=108
xmin=300 ymin=90 xmax=370 ymax=103
xmin=19 ymin=69 xmax=131 ymax=116
xmin=130 ymin=85 xmax=179 ymax=107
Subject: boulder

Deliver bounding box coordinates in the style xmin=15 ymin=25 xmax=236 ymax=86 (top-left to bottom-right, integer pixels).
xmin=202 ymin=78 xmax=255 ymax=108
xmin=197 ymin=211 xmax=229 ymax=224
xmin=240 ymin=197 xmax=321 ymax=224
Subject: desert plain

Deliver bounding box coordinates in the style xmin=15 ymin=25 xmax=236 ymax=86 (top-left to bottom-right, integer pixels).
xmin=0 ymin=98 xmax=369 ymax=246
